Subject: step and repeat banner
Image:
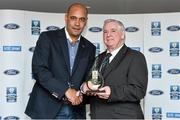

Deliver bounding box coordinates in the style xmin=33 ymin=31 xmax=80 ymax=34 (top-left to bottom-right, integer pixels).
xmin=0 ymin=10 xmax=179 ymax=120
xmin=144 ymin=13 xmax=180 ymax=119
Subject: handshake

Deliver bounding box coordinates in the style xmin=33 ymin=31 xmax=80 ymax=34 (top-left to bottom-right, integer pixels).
xmin=64 ymin=79 xmax=111 ymax=106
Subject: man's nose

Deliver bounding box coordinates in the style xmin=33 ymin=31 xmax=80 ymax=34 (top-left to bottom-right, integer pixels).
xmin=75 ymin=19 xmax=80 ymax=25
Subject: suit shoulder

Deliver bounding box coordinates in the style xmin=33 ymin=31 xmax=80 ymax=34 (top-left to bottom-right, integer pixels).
xmin=81 ymin=36 xmax=96 ymax=48
xmin=127 ymin=47 xmax=145 ymax=58
xmin=40 ymin=29 xmax=61 ymax=36
xmin=38 ymin=29 xmax=64 ymax=43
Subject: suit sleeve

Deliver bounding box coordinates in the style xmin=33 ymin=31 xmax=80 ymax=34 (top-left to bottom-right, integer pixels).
xmin=32 ymin=32 xmax=69 ymax=99
xmin=108 ymin=52 xmax=148 ymax=103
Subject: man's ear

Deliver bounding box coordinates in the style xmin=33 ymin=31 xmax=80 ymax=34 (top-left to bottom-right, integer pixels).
xmin=121 ymin=31 xmax=125 ymax=39
xmin=65 ymin=14 xmax=68 ymax=23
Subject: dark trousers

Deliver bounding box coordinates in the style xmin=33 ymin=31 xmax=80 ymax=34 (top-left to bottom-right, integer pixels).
xmin=55 ymin=103 xmax=86 ymax=119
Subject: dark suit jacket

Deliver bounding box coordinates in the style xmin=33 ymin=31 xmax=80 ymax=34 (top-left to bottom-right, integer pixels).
xmin=25 ymin=28 xmax=96 ymax=119
xmin=90 ymin=45 xmax=148 ymax=119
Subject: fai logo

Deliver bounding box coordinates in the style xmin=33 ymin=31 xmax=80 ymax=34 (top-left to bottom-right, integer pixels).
xmin=152 ymin=64 xmax=162 ymax=78
xmin=151 ymin=21 xmax=161 ymax=36
xmin=31 ymin=20 xmax=41 ymax=35
xmin=169 ymin=42 xmax=179 ymax=56
xmin=152 ymin=107 xmax=162 ymax=120
xmin=6 ymin=87 xmax=17 ymax=102
xmin=170 ymin=85 xmax=180 ymax=100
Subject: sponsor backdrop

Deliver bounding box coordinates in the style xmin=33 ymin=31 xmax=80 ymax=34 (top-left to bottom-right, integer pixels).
xmin=0 ymin=10 xmax=179 ymax=119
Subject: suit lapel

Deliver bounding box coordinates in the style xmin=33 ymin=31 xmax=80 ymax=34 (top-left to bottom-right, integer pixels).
xmin=71 ymin=38 xmax=86 ymax=75
xmin=103 ymin=45 xmax=128 ymax=78
xmin=57 ymin=28 xmax=71 ymax=73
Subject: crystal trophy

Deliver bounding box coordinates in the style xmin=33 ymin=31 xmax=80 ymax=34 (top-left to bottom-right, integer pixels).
xmin=86 ymin=57 xmax=105 ymax=93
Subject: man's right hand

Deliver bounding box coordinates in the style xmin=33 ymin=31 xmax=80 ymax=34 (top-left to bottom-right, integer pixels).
xmin=65 ymin=88 xmax=83 ymax=105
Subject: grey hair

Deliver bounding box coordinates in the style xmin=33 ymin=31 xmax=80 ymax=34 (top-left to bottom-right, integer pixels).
xmin=103 ymin=19 xmax=125 ymax=31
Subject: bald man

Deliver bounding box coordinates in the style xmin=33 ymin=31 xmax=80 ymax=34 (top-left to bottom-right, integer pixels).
xmin=25 ymin=3 xmax=95 ymax=119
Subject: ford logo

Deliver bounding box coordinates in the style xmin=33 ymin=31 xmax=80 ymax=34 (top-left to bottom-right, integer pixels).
xmin=29 ymin=47 xmax=35 ymax=52
xmin=149 ymin=90 xmax=164 ymax=95
xmin=131 ymin=47 xmax=140 ymax=51
xmin=167 ymin=69 xmax=180 ymax=74
xmin=125 ymin=27 xmax=139 ymax=32
xmin=4 ymin=23 xmax=20 ymax=30
xmin=149 ymin=47 xmax=163 ymax=53
xmin=89 ymin=27 xmax=102 ymax=32
xmin=167 ymin=25 xmax=180 ymax=31
xmin=4 ymin=116 xmax=19 ymax=120
xmin=4 ymin=69 xmax=20 ymax=75
xmin=46 ymin=26 xmax=60 ymax=31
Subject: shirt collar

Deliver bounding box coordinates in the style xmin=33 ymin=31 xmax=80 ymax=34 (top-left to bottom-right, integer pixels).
xmin=65 ymin=27 xmax=81 ymax=43
xmin=107 ymin=44 xmax=124 ymax=57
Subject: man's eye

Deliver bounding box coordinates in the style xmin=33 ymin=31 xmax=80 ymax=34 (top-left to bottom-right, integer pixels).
xmin=70 ymin=16 xmax=77 ymax=20
xmin=103 ymin=31 xmax=107 ymax=33
xmin=70 ymin=16 xmax=86 ymax=22
xmin=79 ymin=18 xmax=86 ymax=22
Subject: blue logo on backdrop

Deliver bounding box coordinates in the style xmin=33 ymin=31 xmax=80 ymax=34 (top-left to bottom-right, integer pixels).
xmin=125 ymin=26 xmax=139 ymax=32
xmin=149 ymin=90 xmax=164 ymax=96
xmin=29 ymin=47 xmax=35 ymax=52
xmin=170 ymin=85 xmax=180 ymax=100
xmin=167 ymin=25 xmax=180 ymax=31
xmin=3 ymin=46 xmax=21 ymax=52
xmin=46 ymin=26 xmax=60 ymax=31
xmin=93 ymin=42 xmax=100 ymax=56
xmin=167 ymin=69 xmax=180 ymax=74
xmin=4 ymin=69 xmax=20 ymax=75
xmin=167 ymin=112 xmax=180 ymax=118
xmin=31 ymin=20 xmax=41 ymax=35
xmin=169 ymin=42 xmax=179 ymax=56
xmin=6 ymin=87 xmax=17 ymax=102
xmin=131 ymin=47 xmax=140 ymax=51
xmin=4 ymin=23 xmax=20 ymax=30
xmin=151 ymin=21 xmax=161 ymax=36
xmin=89 ymin=27 xmax=102 ymax=32
xmin=4 ymin=116 xmax=19 ymax=120
xmin=152 ymin=107 xmax=162 ymax=120
xmin=149 ymin=47 xmax=163 ymax=53
xmin=152 ymin=64 xmax=162 ymax=78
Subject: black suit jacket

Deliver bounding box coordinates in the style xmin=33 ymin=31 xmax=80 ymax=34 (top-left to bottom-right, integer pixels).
xmin=25 ymin=28 xmax=96 ymax=119
xmin=90 ymin=45 xmax=148 ymax=119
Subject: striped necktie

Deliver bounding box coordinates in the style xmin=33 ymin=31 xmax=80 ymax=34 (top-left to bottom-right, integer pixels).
xmin=100 ymin=53 xmax=112 ymax=75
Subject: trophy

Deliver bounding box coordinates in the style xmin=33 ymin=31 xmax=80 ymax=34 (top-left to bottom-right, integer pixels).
xmin=86 ymin=57 xmax=105 ymax=93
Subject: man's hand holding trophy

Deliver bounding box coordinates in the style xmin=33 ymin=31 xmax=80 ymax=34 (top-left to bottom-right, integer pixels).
xmin=80 ymin=56 xmax=105 ymax=94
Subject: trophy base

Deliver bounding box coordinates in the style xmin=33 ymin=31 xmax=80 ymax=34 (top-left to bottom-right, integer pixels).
xmin=86 ymin=90 xmax=105 ymax=94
